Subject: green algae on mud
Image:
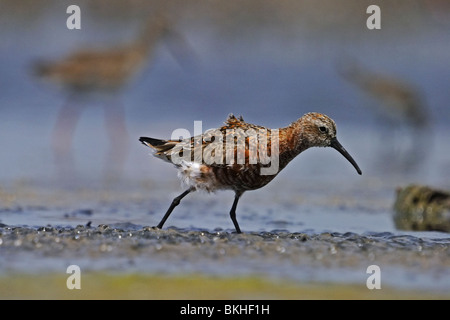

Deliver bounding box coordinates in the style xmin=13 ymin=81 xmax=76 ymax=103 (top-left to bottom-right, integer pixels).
xmin=1 ymin=273 xmax=449 ymax=300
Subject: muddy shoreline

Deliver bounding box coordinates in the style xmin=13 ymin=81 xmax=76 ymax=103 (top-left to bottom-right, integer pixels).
xmin=1 ymin=182 xmax=449 ymax=298
xmin=1 ymin=222 xmax=449 ymax=294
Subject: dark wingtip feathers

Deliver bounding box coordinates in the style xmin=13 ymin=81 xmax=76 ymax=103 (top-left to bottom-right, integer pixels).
xmin=139 ymin=137 xmax=166 ymax=147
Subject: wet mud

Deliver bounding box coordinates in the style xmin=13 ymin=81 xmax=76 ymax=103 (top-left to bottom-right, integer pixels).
xmin=1 ymin=182 xmax=450 ymax=298
xmin=1 ymin=222 xmax=449 ymax=295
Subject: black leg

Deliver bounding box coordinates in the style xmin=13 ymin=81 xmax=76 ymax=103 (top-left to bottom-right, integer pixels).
xmin=230 ymin=191 xmax=243 ymax=233
xmin=157 ymin=188 xmax=193 ymax=229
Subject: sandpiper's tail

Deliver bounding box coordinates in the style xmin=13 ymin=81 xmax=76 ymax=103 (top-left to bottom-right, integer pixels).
xmin=139 ymin=136 xmax=165 ymax=147
xmin=139 ymin=136 xmax=180 ymax=162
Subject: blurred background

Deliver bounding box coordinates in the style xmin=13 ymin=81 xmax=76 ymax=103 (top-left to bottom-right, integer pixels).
xmin=0 ymin=0 xmax=449 ymax=192
xmin=2 ymin=1 xmax=450 ymax=296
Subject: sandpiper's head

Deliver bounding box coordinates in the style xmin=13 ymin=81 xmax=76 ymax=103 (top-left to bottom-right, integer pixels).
xmin=301 ymin=112 xmax=362 ymax=175
xmin=301 ymin=113 xmax=337 ymax=147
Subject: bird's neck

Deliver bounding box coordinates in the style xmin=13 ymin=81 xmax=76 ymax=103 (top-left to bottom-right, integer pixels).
xmin=278 ymin=119 xmax=310 ymax=169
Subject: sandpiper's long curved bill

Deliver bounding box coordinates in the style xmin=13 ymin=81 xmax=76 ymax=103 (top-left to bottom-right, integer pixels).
xmin=330 ymin=138 xmax=362 ymax=175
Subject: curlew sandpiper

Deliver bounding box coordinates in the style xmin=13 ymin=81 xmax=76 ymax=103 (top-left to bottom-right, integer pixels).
xmin=140 ymin=113 xmax=362 ymax=233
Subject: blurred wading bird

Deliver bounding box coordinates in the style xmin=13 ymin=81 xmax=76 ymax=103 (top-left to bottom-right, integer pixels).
xmin=33 ymin=15 xmax=193 ymax=181
xmin=337 ymin=59 xmax=428 ymax=129
xmin=337 ymin=58 xmax=430 ymax=170
xmin=140 ymin=113 xmax=362 ymax=233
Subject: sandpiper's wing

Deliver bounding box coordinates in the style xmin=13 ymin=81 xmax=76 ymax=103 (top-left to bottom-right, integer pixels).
xmin=140 ymin=114 xmax=275 ymax=167
xmin=218 ymin=114 xmax=276 ymax=166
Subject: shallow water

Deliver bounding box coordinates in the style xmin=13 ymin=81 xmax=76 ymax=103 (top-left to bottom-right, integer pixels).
xmin=0 ymin=1 xmax=449 ymax=296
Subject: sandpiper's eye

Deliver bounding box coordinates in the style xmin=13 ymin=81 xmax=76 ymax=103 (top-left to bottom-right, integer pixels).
xmin=319 ymin=126 xmax=328 ymax=133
